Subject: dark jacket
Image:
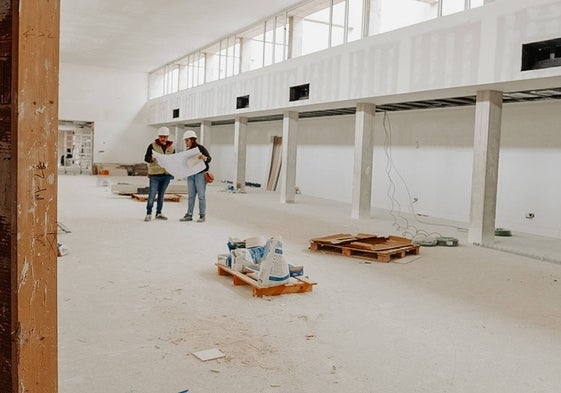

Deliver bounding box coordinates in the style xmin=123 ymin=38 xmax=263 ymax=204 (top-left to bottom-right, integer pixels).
xmin=145 ymin=140 xmax=174 ymax=176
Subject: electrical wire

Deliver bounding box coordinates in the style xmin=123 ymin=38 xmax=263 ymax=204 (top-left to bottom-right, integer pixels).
xmin=381 ymin=111 xmax=466 ymax=242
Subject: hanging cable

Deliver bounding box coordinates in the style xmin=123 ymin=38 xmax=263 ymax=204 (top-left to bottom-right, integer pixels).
xmin=381 ymin=111 xmax=464 ymax=244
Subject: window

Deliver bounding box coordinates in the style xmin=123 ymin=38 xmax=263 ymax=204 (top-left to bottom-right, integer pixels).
xmin=331 ymin=0 xmax=346 ymax=47
xmin=441 ymin=0 xmax=465 ymax=16
xmin=164 ymin=64 xmax=180 ymax=94
xmin=239 ymin=13 xmax=288 ymax=71
xmin=372 ymin=0 xmax=438 ymax=35
xmin=347 ymin=0 xmax=364 ymax=42
xmin=148 ymin=0 xmax=489 ymax=98
xmin=148 ymin=67 xmax=164 ymax=99
xmin=301 ymin=6 xmax=330 ymax=55
xmin=291 ymin=0 xmax=367 ymax=57
xmin=216 ymin=36 xmax=241 ymax=79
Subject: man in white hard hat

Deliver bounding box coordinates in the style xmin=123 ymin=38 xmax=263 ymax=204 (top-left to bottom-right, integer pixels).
xmin=143 ymin=126 xmax=175 ymax=221
xmin=179 ymin=129 xmax=211 ymax=222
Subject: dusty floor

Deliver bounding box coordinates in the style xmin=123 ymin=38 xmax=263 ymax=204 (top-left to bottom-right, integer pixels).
xmin=57 ymin=175 xmax=561 ymax=393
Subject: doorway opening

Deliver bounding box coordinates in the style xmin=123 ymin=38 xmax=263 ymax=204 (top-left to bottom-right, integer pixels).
xmin=58 ymin=120 xmax=94 ymax=174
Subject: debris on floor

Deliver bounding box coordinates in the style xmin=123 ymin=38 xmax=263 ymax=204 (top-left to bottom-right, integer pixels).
xmin=130 ymin=193 xmax=182 ymax=202
xmin=57 ymin=243 xmax=69 ymax=257
xmin=309 ymin=233 xmax=420 ymax=263
xmin=495 ymin=227 xmax=512 ymax=236
xmin=192 ymin=348 xmax=226 ymax=362
xmin=215 ymin=235 xmax=316 ymax=297
xmin=57 ymin=222 xmax=72 ymax=233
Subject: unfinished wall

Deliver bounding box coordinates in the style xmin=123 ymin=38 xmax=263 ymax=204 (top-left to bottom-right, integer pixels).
xmin=148 ymin=0 xmax=561 ymax=124
xmin=209 ymin=99 xmax=561 ymax=238
xmin=59 ymin=63 xmax=153 ymax=164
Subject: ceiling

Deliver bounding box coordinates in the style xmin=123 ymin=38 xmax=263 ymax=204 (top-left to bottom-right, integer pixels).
xmin=59 ymin=0 xmax=305 ymax=73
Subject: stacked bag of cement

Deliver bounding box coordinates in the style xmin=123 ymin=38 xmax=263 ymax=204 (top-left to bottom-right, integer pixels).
xmin=256 ymin=237 xmax=290 ymax=287
xmin=218 ymin=235 xmax=301 ymax=287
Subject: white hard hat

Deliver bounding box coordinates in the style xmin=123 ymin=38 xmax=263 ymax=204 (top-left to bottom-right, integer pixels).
xmin=157 ymin=126 xmax=170 ymax=136
xmin=183 ymin=130 xmax=197 ymax=140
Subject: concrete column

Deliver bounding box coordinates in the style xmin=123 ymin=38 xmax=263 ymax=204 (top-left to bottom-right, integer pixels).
xmin=200 ymin=120 xmax=212 ymax=147
xmin=173 ymin=125 xmax=181 ymax=145
xmin=280 ymin=111 xmax=298 ymax=203
xmin=0 ymin=1 xmax=59 ymax=391
xmin=233 ymin=117 xmax=248 ymax=192
xmin=468 ymin=90 xmax=503 ymax=245
xmin=352 ymin=103 xmax=375 ymax=219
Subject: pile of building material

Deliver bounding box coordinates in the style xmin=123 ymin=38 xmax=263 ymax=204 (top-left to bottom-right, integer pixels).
xmin=215 ymin=235 xmax=316 ymax=297
xmin=309 ymin=233 xmax=420 ymax=263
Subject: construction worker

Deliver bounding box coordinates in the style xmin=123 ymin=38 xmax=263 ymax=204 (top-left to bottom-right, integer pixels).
xmin=144 ymin=126 xmax=174 ymax=221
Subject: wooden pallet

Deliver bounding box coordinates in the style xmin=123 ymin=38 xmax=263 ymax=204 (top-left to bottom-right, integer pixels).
xmin=309 ymin=233 xmax=420 ymax=263
xmin=216 ymin=263 xmax=317 ymax=297
xmin=131 ymin=193 xmax=182 ymax=202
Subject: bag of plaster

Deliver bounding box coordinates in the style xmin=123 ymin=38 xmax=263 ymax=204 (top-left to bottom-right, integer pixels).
xmin=257 ymin=236 xmax=290 ymax=287
xmin=231 ymin=248 xmax=255 ymax=272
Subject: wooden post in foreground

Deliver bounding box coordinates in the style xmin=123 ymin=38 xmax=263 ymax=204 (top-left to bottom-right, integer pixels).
xmin=0 ymin=1 xmax=60 ymax=391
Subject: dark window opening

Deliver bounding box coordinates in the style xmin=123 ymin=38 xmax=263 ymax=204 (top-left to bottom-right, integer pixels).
xmin=236 ymin=95 xmax=249 ymax=109
xmin=522 ymin=38 xmax=561 ymax=71
xmin=172 ymin=108 xmax=180 ymax=118
xmin=289 ymin=83 xmax=310 ymax=102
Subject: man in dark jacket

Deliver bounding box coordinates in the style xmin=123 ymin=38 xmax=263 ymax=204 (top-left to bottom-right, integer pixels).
xmin=144 ymin=126 xmax=174 ymax=221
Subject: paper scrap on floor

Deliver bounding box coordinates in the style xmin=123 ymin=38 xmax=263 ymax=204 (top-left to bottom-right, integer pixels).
xmin=192 ymin=348 xmax=226 ymax=362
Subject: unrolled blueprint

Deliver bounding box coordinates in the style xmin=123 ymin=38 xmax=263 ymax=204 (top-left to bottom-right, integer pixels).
xmin=153 ymin=147 xmax=206 ymax=179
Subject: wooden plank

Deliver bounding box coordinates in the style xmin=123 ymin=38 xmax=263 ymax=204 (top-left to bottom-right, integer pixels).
xmin=131 ymin=193 xmax=181 ymax=202
xmin=216 ymin=264 xmax=316 ymax=297
xmin=350 ymin=239 xmax=412 ymax=252
xmin=267 ymin=135 xmax=282 ymax=191
xmin=309 ymin=233 xmax=358 ymax=244
xmin=0 ymin=2 xmax=60 ymax=391
xmin=309 ymin=233 xmax=420 ymax=263
xmin=310 ymin=233 xmax=376 ymax=245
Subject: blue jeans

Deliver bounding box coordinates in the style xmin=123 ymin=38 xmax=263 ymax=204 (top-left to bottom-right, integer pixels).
xmin=146 ymin=174 xmax=172 ymax=215
xmin=187 ymin=172 xmax=207 ymax=216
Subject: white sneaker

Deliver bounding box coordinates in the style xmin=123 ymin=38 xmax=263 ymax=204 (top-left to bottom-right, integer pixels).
xmin=155 ymin=214 xmax=168 ymax=220
xmin=144 ymin=214 xmax=152 ymax=221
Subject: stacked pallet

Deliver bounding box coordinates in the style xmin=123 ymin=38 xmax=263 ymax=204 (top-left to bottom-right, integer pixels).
xmin=309 ymin=233 xmax=419 ymax=263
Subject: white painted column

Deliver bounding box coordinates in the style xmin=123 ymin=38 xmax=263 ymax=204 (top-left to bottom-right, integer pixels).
xmin=280 ymin=111 xmax=298 ymax=203
xmin=352 ymin=103 xmax=375 ymax=219
xmin=233 ymin=117 xmax=248 ymax=193
xmin=468 ymin=90 xmax=503 ymax=245
xmin=173 ymin=125 xmax=181 ymax=145
xmin=200 ymin=120 xmax=212 ymax=147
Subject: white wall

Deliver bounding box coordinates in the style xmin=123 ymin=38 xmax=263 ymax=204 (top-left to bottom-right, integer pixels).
xmin=59 ymin=63 xmax=158 ymax=164
xmin=148 ymin=0 xmax=561 ymax=124
xmin=207 ymin=100 xmax=561 ymax=238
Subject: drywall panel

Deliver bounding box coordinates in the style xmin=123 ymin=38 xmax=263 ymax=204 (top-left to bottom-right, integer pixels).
xmin=207 ymin=100 xmax=561 ymax=238
xmin=148 ymin=0 xmax=561 ymax=125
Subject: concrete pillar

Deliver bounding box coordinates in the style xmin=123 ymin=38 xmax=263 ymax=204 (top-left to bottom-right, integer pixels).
xmin=233 ymin=117 xmax=248 ymax=192
xmin=0 ymin=1 xmax=59 ymax=391
xmin=280 ymin=111 xmax=298 ymax=203
xmin=468 ymin=90 xmax=503 ymax=246
xmin=352 ymin=103 xmax=375 ymax=219
xmin=200 ymin=120 xmax=212 ymax=147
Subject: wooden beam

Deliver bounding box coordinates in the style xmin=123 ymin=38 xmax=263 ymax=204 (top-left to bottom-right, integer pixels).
xmin=0 ymin=1 xmax=60 ymax=391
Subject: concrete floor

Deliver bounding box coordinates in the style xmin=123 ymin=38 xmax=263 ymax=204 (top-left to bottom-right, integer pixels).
xmin=57 ymin=175 xmax=561 ymax=393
